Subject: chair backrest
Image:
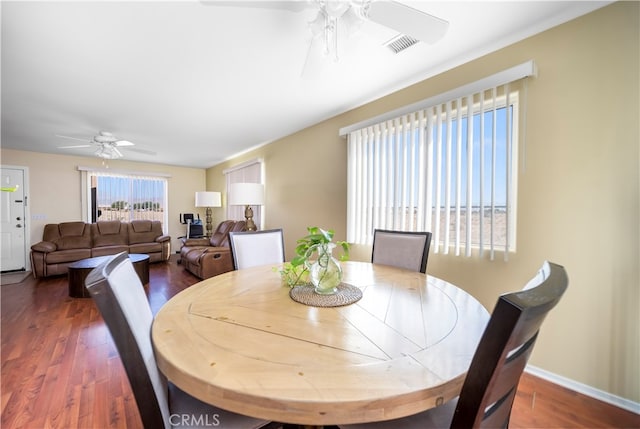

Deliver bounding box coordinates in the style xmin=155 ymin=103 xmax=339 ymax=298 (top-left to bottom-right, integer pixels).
xmin=229 ymin=228 xmax=285 ymax=270
xmin=451 ymin=261 xmax=568 ymax=428
xmin=219 ymin=220 xmax=247 ymax=247
xmin=371 ymin=229 xmax=432 ymax=273
xmin=85 ymin=252 xmax=170 ymax=429
xmin=209 ymin=220 xmax=236 ymax=247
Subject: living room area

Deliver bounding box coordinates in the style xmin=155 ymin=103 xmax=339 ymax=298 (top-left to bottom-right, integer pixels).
xmin=1 ymin=1 xmax=638 ymax=428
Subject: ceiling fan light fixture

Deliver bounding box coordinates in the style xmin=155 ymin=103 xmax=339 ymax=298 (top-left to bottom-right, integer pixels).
xmin=308 ymin=10 xmax=326 ymax=37
xmin=324 ymin=0 xmax=350 ymax=18
xmin=95 ymin=143 xmax=122 ymax=160
xmin=94 ymin=132 xmax=117 ymax=144
xmin=305 ymin=0 xmax=372 ymax=65
xmin=341 ymin=5 xmax=365 ymax=36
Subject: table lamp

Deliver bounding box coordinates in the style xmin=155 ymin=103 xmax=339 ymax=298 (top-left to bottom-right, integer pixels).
xmin=195 ymin=191 xmax=221 ymax=237
xmin=228 ymin=183 xmax=264 ymax=231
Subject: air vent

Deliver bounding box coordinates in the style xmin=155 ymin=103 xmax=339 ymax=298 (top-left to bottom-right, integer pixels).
xmin=384 ymin=34 xmax=419 ymax=54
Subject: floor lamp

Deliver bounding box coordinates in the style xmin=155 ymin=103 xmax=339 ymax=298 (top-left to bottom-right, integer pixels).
xmin=228 ymin=183 xmax=264 ymax=231
xmin=195 ymin=191 xmax=221 ymax=237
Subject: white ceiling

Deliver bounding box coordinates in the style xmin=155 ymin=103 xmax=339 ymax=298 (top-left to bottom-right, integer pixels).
xmin=1 ymin=1 xmax=610 ymax=168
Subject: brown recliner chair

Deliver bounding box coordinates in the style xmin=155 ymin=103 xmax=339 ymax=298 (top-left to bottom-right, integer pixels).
xmin=180 ymin=220 xmax=247 ymax=279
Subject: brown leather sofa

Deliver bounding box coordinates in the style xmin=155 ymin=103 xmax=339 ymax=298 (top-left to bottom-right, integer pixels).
xmin=30 ymin=220 xmax=170 ymax=278
xmin=180 ymin=220 xmax=247 ymax=279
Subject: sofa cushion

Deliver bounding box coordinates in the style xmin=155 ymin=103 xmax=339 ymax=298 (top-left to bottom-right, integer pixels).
xmin=92 ymin=246 xmax=130 ymax=257
xmin=130 ymin=242 xmax=162 ymax=254
xmin=130 ymin=219 xmax=153 ymax=233
xmin=92 ymin=221 xmax=128 ymax=247
xmin=46 ymin=248 xmax=92 ymax=264
xmin=97 ymin=220 xmax=123 ymax=234
xmin=44 ymin=222 xmax=92 ymax=250
xmin=128 ymin=220 xmax=163 ymax=244
xmin=58 ymin=222 xmax=87 ymax=237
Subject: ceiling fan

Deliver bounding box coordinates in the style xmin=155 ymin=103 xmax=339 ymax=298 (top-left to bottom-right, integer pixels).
xmin=205 ymin=1 xmax=449 ymax=72
xmin=56 ymin=131 xmax=156 ymax=160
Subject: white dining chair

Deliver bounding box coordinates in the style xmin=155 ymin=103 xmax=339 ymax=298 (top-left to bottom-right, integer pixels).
xmin=229 ymin=229 xmax=285 ymax=270
xmin=85 ymin=252 xmax=278 ymax=429
xmin=371 ymin=229 xmax=432 ymax=273
xmin=339 ymin=261 xmax=568 ymax=429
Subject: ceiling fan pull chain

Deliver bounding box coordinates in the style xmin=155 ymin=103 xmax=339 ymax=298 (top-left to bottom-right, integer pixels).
xmin=332 ymin=16 xmax=339 ymax=62
xmin=323 ymin=11 xmax=331 ymax=56
xmin=360 ymin=0 xmax=372 ymax=19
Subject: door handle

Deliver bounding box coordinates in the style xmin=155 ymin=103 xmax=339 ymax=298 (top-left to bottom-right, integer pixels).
xmin=16 ymin=224 xmax=22 ymax=228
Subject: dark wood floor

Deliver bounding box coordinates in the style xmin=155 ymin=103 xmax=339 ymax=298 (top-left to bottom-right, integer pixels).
xmin=2 ymin=255 xmax=638 ymax=428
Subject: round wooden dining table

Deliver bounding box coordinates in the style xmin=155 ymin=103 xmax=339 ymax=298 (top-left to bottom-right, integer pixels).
xmin=152 ymin=261 xmax=489 ymax=426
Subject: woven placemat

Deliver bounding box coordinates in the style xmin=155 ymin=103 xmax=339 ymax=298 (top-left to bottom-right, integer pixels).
xmin=289 ymin=283 xmax=363 ymax=307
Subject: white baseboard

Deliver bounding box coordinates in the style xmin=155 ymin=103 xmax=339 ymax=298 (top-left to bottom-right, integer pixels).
xmin=525 ymin=365 xmax=640 ymax=415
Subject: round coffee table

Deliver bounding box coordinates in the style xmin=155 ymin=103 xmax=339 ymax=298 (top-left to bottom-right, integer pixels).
xmin=68 ymin=253 xmax=150 ymax=298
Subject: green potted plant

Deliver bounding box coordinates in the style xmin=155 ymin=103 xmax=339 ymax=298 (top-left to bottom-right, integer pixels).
xmin=279 ymin=226 xmax=349 ymax=292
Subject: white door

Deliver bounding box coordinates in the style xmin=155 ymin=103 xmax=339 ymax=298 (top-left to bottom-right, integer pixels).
xmin=1 ymin=167 xmax=27 ymax=272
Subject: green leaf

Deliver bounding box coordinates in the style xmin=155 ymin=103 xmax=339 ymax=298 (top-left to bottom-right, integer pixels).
xmin=291 ymin=255 xmax=306 ymax=266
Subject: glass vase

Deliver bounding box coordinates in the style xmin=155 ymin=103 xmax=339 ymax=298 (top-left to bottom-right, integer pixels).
xmin=305 ymin=242 xmax=343 ymax=295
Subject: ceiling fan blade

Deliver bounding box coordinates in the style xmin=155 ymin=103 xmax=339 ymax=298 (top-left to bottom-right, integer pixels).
xmin=114 ymin=140 xmax=135 ymax=147
xmin=367 ymin=1 xmax=449 ymax=44
xmin=124 ymin=147 xmax=157 ymax=156
xmin=55 ymin=134 xmax=91 ymax=143
xmin=200 ymin=1 xmax=310 ymax=13
xmin=58 ymin=144 xmax=92 ymax=149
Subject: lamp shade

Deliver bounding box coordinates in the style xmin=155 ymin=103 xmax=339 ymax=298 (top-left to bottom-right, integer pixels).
xmin=228 ymin=183 xmax=265 ymax=206
xmin=195 ymin=191 xmax=221 ymax=207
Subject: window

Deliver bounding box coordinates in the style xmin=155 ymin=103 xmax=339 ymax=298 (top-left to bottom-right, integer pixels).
xmin=223 ymin=159 xmax=264 ymax=228
xmin=344 ymin=63 xmax=534 ymax=260
xmin=85 ymin=171 xmax=168 ymax=230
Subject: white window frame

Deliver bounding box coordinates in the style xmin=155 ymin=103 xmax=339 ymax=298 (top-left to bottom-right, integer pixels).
xmin=79 ymin=166 xmax=170 ymax=233
xmin=343 ymin=62 xmax=535 ymax=260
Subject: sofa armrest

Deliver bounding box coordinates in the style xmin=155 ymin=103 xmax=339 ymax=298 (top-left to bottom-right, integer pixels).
xmin=31 ymin=241 xmax=56 ymax=253
xmin=155 ymin=234 xmax=171 ymax=243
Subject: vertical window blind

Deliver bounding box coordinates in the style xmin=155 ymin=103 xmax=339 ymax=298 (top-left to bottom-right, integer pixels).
xmin=88 ymin=171 xmax=168 ymax=228
xmin=223 ymin=159 xmax=264 ymax=227
xmin=345 ymin=63 xmax=533 ymax=260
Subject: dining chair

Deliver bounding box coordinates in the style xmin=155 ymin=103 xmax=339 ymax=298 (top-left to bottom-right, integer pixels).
xmin=339 ymin=260 xmax=568 ymax=429
xmin=371 ymin=229 xmax=432 ymax=273
xmin=229 ymin=228 xmax=285 ymax=270
xmin=84 ymin=252 xmax=278 ymax=429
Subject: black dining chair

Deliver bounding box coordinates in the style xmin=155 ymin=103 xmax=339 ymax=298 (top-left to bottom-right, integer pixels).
xmin=339 ymin=261 xmax=568 ymax=429
xmin=85 ymin=252 xmax=279 ymax=429
xmin=371 ymin=229 xmax=432 ymax=273
xmin=229 ymin=228 xmax=286 ymax=270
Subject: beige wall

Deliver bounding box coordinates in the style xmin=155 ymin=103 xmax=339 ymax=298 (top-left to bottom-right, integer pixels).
xmin=0 ymin=148 xmax=207 ymax=253
xmin=208 ymin=3 xmax=639 ymax=403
